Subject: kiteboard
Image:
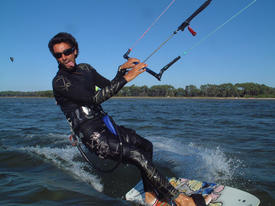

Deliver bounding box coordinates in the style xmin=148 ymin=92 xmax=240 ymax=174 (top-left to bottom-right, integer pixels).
xmin=125 ymin=177 xmax=260 ymax=206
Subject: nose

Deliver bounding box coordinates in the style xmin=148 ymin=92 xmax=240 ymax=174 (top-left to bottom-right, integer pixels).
xmin=61 ymin=53 xmax=67 ymax=60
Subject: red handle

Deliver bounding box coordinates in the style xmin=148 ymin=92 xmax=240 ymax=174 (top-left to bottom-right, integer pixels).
xmin=188 ymin=26 xmax=197 ymax=36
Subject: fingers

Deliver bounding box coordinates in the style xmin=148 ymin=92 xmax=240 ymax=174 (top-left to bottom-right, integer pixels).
xmin=128 ymin=58 xmax=140 ymax=65
xmin=123 ymin=62 xmax=147 ymax=82
xmin=133 ymin=62 xmax=147 ymax=72
xmin=120 ymin=58 xmax=141 ymax=69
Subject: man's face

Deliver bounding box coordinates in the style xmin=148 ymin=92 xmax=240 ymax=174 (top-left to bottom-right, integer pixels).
xmin=53 ymin=42 xmax=77 ymax=69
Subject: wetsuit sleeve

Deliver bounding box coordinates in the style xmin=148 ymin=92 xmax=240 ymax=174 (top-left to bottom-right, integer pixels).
xmin=93 ymin=67 xmax=127 ymax=104
xmin=94 ymin=66 xmax=127 ymax=88
xmin=93 ymin=70 xmax=111 ymax=88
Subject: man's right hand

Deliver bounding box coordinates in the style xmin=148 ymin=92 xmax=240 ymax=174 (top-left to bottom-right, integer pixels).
xmin=120 ymin=58 xmax=140 ymax=70
xmin=121 ymin=58 xmax=147 ymax=82
xmin=123 ymin=62 xmax=147 ymax=82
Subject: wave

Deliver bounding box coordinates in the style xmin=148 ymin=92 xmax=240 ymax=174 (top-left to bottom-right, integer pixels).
xmin=3 ymin=129 xmax=243 ymax=191
xmin=17 ymin=145 xmax=103 ymax=192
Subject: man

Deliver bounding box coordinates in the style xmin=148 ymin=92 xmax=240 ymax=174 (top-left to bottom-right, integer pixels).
xmin=49 ymin=32 xmax=210 ymax=206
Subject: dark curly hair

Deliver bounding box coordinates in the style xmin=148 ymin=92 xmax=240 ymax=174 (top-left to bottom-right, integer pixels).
xmin=48 ymin=32 xmax=79 ymax=58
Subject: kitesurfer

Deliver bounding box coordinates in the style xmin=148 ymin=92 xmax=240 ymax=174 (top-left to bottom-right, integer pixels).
xmin=49 ymin=32 xmax=211 ymax=206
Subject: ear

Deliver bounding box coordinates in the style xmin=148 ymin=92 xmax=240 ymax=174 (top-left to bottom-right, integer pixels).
xmin=74 ymin=49 xmax=77 ymax=56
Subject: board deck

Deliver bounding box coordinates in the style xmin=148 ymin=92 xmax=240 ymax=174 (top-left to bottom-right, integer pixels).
xmin=125 ymin=177 xmax=260 ymax=206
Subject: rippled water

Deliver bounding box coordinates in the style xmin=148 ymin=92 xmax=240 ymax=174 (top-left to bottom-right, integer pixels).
xmin=0 ymin=98 xmax=274 ymax=205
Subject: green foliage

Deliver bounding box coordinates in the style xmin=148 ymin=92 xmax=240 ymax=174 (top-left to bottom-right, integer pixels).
xmin=1 ymin=83 xmax=275 ymax=98
xmin=0 ymin=90 xmax=54 ymax=97
xmin=117 ymin=83 xmax=275 ymax=98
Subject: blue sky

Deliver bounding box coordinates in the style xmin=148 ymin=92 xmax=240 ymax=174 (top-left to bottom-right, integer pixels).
xmin=1 ymin=0 xmax=274 ymax=91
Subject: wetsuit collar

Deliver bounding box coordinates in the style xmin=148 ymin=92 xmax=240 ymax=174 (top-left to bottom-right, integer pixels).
xmin=58 ymin=63 xmax=77 ymax=73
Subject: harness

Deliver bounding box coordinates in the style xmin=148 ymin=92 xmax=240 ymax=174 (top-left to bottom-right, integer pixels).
xmin=69 ymin=109 xmax=124 ymax=173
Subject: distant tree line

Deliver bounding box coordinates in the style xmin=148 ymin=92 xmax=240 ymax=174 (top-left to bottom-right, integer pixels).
xmin=0 ymin=90 xmax=54 ymax=97
xmin=116 ymin=83 xmax=275 ymax=98
xmin=1 ymin=83 xmax=275 ymax=98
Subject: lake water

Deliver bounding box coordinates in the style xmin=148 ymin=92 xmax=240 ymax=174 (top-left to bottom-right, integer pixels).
xmin=0 ymin=98 xmax=274 ymax=206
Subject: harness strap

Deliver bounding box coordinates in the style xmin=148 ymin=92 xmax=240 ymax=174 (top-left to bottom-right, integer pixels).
xmin=102 ymin=115 xmax=117 ymax=135
xmin=69 ymin=114 xmax=123 ymax=173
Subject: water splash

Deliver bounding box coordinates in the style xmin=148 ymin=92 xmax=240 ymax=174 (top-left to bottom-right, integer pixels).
xmin=150 ymin=136 xmax=242 ymax=184
xmin=18 ymin=145 xmax=103 ymax=192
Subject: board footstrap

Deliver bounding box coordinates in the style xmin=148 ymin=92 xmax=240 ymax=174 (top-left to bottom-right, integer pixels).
xmin=191 ymin=194 xmax=206 ymax=206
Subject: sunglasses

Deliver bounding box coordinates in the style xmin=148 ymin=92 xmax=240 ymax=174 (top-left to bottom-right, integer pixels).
xmin=53 ymin=47 xmax=75 ymax=59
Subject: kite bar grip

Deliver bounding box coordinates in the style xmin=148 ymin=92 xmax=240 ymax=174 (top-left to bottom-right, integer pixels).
xmin=123 ymin=49 xmax=164 ymax=81
xmin=123 ymin=49 xmax=153 ymax=77
xmin=123 ymin=49 xmax=131 ymax=59
xmin=129 ymin=62 xmax=161 ymax=81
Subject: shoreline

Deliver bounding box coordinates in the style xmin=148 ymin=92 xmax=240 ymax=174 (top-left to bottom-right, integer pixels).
xmin=112 ymin=96 xmax=275 ymax=100
xmin=1 ymin=96 xmax=275 ymax=100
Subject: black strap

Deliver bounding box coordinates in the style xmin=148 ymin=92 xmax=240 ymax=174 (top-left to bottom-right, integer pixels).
xmin=190 ymin=194 xmax=207 ymax=206
xmin=74 ymin=135 xmax=122 ymax=173
xmin=71 ymin=115 xmax=124 ymax=173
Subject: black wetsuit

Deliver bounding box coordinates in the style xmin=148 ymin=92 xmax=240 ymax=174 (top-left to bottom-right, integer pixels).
xmin=52 ymin=63 xmax=180 ymax=201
